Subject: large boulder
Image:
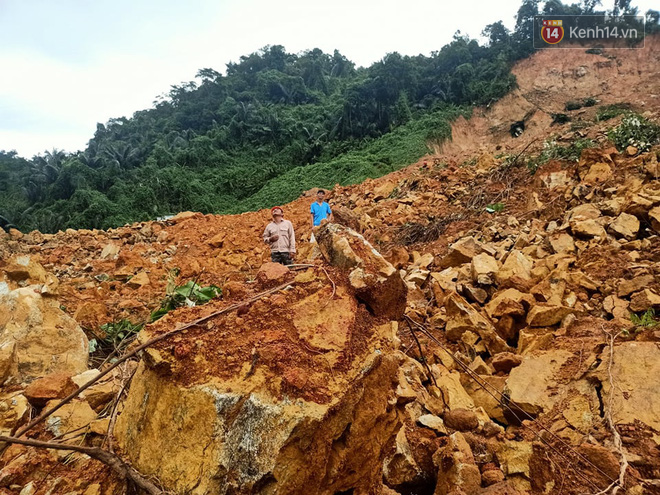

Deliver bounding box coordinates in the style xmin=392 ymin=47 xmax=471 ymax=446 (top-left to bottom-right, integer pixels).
xmin=594 ymin=342 xmax=660 ymax=431
xmin=316 ymin=223 xmax=407 ymax=319
xmin=0 ymin=288 xmax=88 ymax=383
xmin=506 ymin=350 xmax=573 ymax=416
xmin=116 ymin=267 xmax=404 ymax=495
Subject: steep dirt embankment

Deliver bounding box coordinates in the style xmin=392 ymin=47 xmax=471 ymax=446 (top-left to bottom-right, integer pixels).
xmin=441 ymin=35 xmax=660 ymax=162
xmin=0 ymin=38 xmax=660 ymax=495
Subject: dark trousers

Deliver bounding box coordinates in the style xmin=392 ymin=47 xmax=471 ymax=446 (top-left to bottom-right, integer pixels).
xmin=271 ymin=252 xmax=292 ymax=265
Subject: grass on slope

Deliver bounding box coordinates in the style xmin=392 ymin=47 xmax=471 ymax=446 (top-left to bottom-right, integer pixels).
xmin=233 ymin=106 xmax=471 ymax=212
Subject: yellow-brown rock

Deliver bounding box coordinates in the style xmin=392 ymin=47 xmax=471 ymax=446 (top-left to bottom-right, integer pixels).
xmin=317 ymin=223 xmax=407 ymax=319
xmin=115 ymin=265 xmax=404 ymax=495
xmin=0 ymin=288 xmax=88 ymax=383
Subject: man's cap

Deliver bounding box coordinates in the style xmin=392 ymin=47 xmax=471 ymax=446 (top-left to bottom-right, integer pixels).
xmin=271 ymin=206 xmax=284 ymax=214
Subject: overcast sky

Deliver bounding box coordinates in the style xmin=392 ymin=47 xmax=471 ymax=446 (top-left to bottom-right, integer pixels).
xmin=0 ymin=0 xmax=656 ymax=158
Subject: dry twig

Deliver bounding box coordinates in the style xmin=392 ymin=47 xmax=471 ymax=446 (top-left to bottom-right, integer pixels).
xmin=0 ymin=435 xmax=163 ymax=495
xmin=590 ymin=329 xmax=628 ymax=495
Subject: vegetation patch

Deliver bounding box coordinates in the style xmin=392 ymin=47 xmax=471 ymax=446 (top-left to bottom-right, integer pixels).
xmin=608 ymin=114 xmax=660 ymax=152
xmin=526 ymin=138 xmax=596 ymax=173
xmin=596 ymin=103 xmax=633 ymax=121
xmin=629 ymin=309 xmax=660 ymax=328
xmin=150 ymin=279 xmax=222 ymax=322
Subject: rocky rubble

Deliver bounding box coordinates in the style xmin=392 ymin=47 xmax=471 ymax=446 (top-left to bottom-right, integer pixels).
xmin=0 ymin=42 xmax=659 ymax=494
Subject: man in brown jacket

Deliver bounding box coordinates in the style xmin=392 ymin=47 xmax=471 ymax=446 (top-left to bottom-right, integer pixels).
xmin=263 ymin=206 xmax=296 ymax=265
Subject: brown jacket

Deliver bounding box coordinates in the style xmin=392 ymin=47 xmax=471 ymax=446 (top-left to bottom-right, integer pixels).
xmin=263 ymin=219 xmax=296 ymax=253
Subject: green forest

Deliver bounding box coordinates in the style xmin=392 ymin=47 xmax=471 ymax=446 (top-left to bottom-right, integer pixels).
xmin=1 ymin=0 xmax=657 ymax=233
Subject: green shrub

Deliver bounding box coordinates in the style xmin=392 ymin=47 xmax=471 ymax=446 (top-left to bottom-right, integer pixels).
xmin=150 ymin=280 xmax=222 ymax=322
xmin=526 ymin=138 xmax=596 ymax=173
xmin=551 ymin=113 xmax=571 ymax=125
xmin=608 ymin=114 xmax=660 ymax=152
xmin=486 ymin=202 xmax=505 ymax=212
xmin=583 ymin=97 xmax=597 ymax=107
xmin=630 ymin=309 xmax=659 ymax=328
xmin=565 ymin=101 xmax=583 ymax=111
xmin=596 ymin=103 xmax=633 ymax=121
xmin=89 ymin=319 xmax=144 ymax=354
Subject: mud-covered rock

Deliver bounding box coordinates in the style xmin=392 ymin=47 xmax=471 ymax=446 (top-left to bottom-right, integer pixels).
xmin=0 ymin=255 xmax=59 ymax=294
xmin=383 ymin=427 xmax=423 ymax=488
xmin=0 ymin=393 xmax=29 ymax=436
xmin=629 ymin=289 xmax=660 ymax=312
xmin=443 ymin=408 xmax=479 ymax=432
xmin=526 ymin=304 xmax=575 ymax=327
xmin=24 ymin=372 xmax=76 ymax=407
xmin=471 ymin=253 xmax=500 ymax=286
xmin=609 ymin=212 xmax=640 ymax=240
xmin=440 ymin=237 xmax=489 ymax=269
xmin=594 ymin=341 xmax=660 ymax=431
xmin=506 ymin=350 xmax=572 ymax=416
xmin=618 ymin=275 xmax=655 ymax=297
xmin=256 ymin=262 xmax=291 ymax=287
xmin=317 ymin=223 xmax=407 ymax=319
xmin=444 ymin=292 xmax=510 ymax=354
xmin=45 ymin=399 xmax=97 ymax=437
xmin=116 ymin=267 xmax=405 ymax=495
xmin=496 ymin=250 xmax=533 ymax=285
xmin=491 ymin=352 xmax=523 ymax=373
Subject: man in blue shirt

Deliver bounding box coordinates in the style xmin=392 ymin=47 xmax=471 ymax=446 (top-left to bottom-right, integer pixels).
xmin=310 ymin=189 xmax=333 ymax=227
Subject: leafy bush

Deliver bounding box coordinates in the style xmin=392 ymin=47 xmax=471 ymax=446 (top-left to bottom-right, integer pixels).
xmin=565 ymin=101 xmax=583 ymax=111
xmin=608 ymin=114 xmax=660 ymax=152
xmin=150 ymin=280 xmax=222 ymax=322
xmin=596 ymin=103 xmax=633 ymax=121
xmin=630 ymin=309 xmax=659 ymax=328
xmin=89 ymin=319 xmax=144 ymax=354
xmin=486 ymin=202 xmax=505 ymax=212
xmin=583 ymin=97 xmax=597 ymax=107
xmin=526 ymin=138 xmax=596 ymax=173
xmin=551 ymin=113 xmax=571 ymax=125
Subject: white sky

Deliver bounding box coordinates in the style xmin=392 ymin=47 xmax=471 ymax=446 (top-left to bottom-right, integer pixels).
xmin=0 ymin=0 xmax=656 ymax=158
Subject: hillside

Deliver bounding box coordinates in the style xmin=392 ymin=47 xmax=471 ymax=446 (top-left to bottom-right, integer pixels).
xmin=2 ymin=0 xmax=624 ymax=234
xmin=1 ymin=32 xmax=660 ymax=495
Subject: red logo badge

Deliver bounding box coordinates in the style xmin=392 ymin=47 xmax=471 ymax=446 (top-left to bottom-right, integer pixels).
xmin=541 ymin=20 xmax=564 ymax=44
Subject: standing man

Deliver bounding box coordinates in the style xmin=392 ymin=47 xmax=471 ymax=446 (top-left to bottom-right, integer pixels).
xmin=310 ymin=189 xmax=333 ymax=228
xmin=263 ymin=206 xmax=296 ymax=265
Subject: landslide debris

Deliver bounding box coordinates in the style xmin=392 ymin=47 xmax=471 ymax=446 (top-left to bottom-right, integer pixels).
xmin=0 ymin=39 xmax=660 ymax=495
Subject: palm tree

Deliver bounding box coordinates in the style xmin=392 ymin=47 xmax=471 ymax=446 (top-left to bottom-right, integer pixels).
xmin=103 ymin=142 xmax=139 ymax=169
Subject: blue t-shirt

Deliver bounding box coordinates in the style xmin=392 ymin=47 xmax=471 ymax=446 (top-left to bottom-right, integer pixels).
xmin=311 ymin=201 xmax=332 ymax=226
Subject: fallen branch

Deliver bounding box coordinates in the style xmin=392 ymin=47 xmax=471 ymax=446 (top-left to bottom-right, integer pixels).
xmin=0 ymin=435 xmax=163 ymax=495
xmin=320 ymin=267 xmax=336 ymax=308
xmin=15 ymin=280 xmax=295 ymax=438
xmin=591 ymin=329 xmax=628 ymax=495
